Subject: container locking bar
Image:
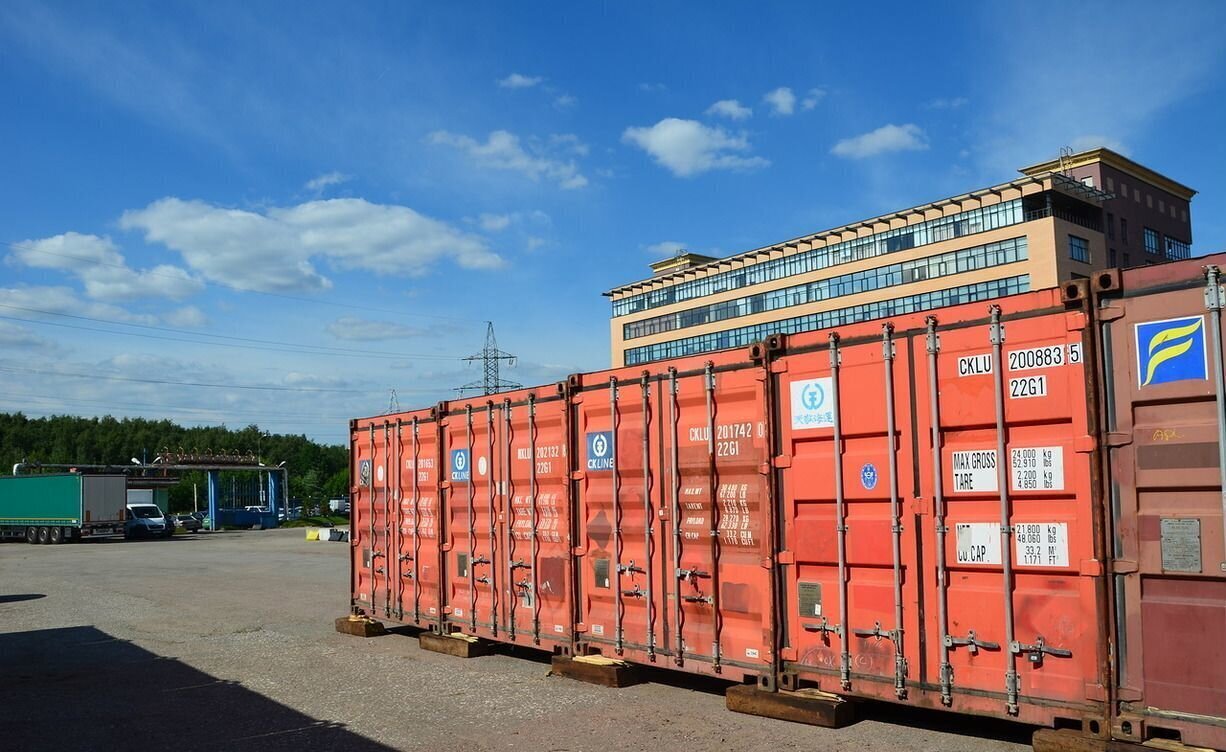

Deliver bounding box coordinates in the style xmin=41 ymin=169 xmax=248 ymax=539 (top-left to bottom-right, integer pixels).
xmin=411 ymin=416 xmax=421 ymax=623
xmin=802 ymin=617 xmax=842 ymax=638
xmin=682 ymin=594 xmax=714 ymax=604
xmin=944 ymin=630 xmax=1000 ymax=654
xmin=881 ymin=324 xmax=907 ymax=699
xmin=829 ymin=332 xmax=852 ymax=691
xmin=527 ymin=394 xmax=541 ymax=644
xmin=668 ymin=367 xmax=684 ymax=666
xmin=1204 ymin=266 xmax=1226 ymax=573
xmin=622 ymin=585 xmax=646 ymax=598
xmin=611 ymin=376 xmax=625 ymax=654
xmin=989 ymin=305 xmax=1021 ymax=715
xmin=926 ymin=316 xmax=955 ymax=706
xmin=640 ymin=371 xmax=656 ymax=660
xmin=466 ymin=405 xmax=477 ymax=632
xmin=852 ymin=621 xmax=900 ymax=642
xmin=618 ymin=560 xmax=645 ymax=574
xmin=1010 ymin=636 xmax=1072 ymax=666
xmin=676 ymin=567 xmax=710 ymax=580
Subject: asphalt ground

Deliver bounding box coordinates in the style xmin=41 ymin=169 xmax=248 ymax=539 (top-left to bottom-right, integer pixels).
xmin=0 ymin=528 xmax=1031 ymax=752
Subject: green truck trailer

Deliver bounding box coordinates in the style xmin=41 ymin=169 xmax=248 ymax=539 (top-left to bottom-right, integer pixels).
xmin=0 ymin=473 xmax=128 ymax=544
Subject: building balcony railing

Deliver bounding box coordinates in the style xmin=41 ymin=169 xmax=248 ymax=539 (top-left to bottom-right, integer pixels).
xmin=1023 ymin=207 xmax=1103 ymax=233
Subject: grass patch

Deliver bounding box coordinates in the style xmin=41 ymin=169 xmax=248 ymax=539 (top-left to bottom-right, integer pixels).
xmin=279 ymin=515 xmax=350 ymax=528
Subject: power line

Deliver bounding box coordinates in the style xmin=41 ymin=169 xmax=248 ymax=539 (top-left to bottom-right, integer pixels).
xmin=0 ymin=389 xmax=359 ymax=421
xmin=0 ymin=303 xmax=466 ymax=361
xmin=0 ymin=238 xmax=485 ymax=324
xmin=0 ymin=362 xmax=412 ymax=394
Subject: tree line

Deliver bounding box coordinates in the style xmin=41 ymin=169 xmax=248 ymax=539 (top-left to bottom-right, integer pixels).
xmin=0 ymin=413 xmax=349 ymax=512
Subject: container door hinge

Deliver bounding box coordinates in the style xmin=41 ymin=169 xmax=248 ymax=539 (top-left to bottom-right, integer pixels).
xmin=776 ymin=550 xmax=795 ymax=565
xmin=1112 ymin=559 xmax=1138 ymax=574
xmin=1105 ymin=432 xmax=1133 ymax=448
xmin=1065 ymin=310 xmax=1088 ymax=332
xmin=772 ymin=455 xmax=793 ymax=469
xmin=944 ymin=630 xmax=1000 ymax=654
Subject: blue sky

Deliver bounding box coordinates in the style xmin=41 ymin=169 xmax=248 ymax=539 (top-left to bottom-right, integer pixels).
xmin=2 ymin=1 xmax=1225 ymax=444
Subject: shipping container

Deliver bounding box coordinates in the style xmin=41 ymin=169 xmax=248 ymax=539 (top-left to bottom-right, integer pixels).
xmin=348 ymin=252 xmax=1226 ymax=752
xmin=772 ymin=284 xmax=1110 ymax=732
xmin=1093 ymin=258 xmax=1226 ymax=750
xmin=0 ymin=473 xmax=128 ymax=543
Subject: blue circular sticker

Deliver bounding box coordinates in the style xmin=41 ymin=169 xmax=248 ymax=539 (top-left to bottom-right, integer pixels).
xmin=860 ymin=463 xmax=878 ymax=490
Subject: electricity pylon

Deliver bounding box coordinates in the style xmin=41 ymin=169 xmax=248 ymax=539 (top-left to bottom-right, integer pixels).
xmin=457 ymin=321 xmax=521 ymax=396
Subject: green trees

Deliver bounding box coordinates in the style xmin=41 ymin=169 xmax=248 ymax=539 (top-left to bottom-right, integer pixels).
xmin=0 ymin=412 xmax=348 ymax=513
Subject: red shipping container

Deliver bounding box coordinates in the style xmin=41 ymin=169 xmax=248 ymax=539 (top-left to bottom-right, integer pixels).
xmin=569 ymin=349 xmax=777 ymax=683
xmin=1095 ymin=256 xmax=1226 ymax=750
xmin=774 ymin=285 xmax=1110 ymax=730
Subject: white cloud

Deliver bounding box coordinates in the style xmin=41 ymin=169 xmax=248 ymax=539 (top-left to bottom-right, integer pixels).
xmin=638 ymin=82 xmax=667 ymax=93
xmin=972 ymin=4 xmax=1226 ymax=177
xmin=305 ymin=171 xmax=351 ymax=192
xmin=0 ymin=321 xmax=48 ymax=348
xmin=645 ymin=240 xmax=687 ymax=257
xmin=498 ymin=73 xmax=542 ymax=89
xmin=763 ymin=87 xmax=796 ymax=116
xmin=120 ymin=197 xmax=503 ymax=293
xmin=0 ymin=285 xmax=159 ymax=324
xmin=428 ymin=129 xmax=588 ymax=189
xmin=553 ymin=94 xmax=577 ymax=108
xmin=831 ymin=124 xmax=929 ymax=159
xmin=622 ymin=118 xmax=770 ymax=177
xmin=1069 ymin=135 xmax=1128 ymax=154
xmin=706 ymin=99 xmax=752 ymax=120
xmin=327 ymin=316 xmax=424 ymax=341
xmin=801 ymin=88 xmax=826 ymax=111
xmin=163 ymin=306 xmax=207 ymax=327
xmin=9 ymin=232 xmax=203 ymax=302
xmin=549 ymin=133 xmax=589 ymax=156
xmin=924 ymin=97 xmax=968 ymax=110
xmin=478 ymin=213 xmax=513 ymax=232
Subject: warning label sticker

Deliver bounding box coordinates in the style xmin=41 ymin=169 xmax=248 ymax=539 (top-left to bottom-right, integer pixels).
xmin=951 ymin=450 xmax=998 ymax=493
xmin=1010 ymin=446 xmax=1065 ymax=491
xmin=955 ymin=523 xmax=1001 ymax=564
xmin=1014 ymin=522 xmax=1069 ymax=567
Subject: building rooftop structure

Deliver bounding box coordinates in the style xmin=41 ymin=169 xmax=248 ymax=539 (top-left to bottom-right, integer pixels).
xmin=605 ymin=148 xmax=1194 ymax=367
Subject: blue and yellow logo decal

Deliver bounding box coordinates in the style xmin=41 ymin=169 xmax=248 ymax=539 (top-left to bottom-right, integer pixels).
xmin=1135 ymin=315 xmax=1207 ymax=387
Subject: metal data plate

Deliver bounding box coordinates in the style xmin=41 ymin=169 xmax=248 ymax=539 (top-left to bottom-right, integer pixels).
xmin=457 ymin=552 xmax=469 ymax=577
xmin=797 ymin=581 xmax=822 ymax=617
xmin=1160 ymin=518 xmax=1201 ymax=573
xmin=593 ymin=558 xmax=610 ymax=589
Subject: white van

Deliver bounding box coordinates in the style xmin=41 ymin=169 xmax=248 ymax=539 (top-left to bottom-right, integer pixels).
xmin=125 ymin=503 xmax=170 ymax=539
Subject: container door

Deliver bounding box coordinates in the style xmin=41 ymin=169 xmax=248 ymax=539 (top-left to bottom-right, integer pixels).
xmin=1101 ymin=270 xmax=1226 ymax=750
xmin=500 ymin=394 xmax=573 ymax=647
xmin=574 ymin=374 xmax=661 ymax=661
xmin=351 ymin=422 xmax=379 ymax=612
xmin=443 ymin=404 xmax=500 ymax=637
xmin=657 ymin=362 xmax=774 ymax=681
xmin=394 ymin=413 xmax=440 ymax=627
xmin=778 ymin=325 xmax=920 ymax=700
xmin=917 ymin=305 xmax=1104 ymax=724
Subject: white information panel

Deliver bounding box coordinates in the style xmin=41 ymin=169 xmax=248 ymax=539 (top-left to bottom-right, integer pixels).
xmin=955 ymin=523 xmax=1002 ymax=565
xmin=1010 ymin=446 xmax=1065 ymax=491
xmin=950 ymin=449 xmax=999 ymax=493
xmin=1014 ymin=522 xmax=1069 ymax=567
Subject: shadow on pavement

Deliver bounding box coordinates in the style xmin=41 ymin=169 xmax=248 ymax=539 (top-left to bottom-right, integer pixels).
xmin=0 ymin=625 xmax=397 ymax=752
xmin=0 ymin=593 xmax=46 ymax=603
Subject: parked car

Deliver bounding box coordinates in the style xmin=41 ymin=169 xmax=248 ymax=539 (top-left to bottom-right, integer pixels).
xmin=175 ymin=514 xmax=201 ymax=532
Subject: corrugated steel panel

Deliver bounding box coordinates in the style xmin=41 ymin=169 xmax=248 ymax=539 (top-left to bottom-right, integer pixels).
xmin=1096 ymin=253 xmax=1226 ymax=750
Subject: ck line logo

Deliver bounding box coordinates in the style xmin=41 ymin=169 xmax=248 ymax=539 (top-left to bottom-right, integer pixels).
xmin=450 ymin=449 xmax=471 ymax=482
xmin=1135 ymin=315 xmax=1208 ymax=387
xmin=586 ymin=431 xmax=614 ymax=472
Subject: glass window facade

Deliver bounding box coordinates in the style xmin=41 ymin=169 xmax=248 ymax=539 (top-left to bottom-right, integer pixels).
xmin=1069 ymin=235 xmax=1090 ymax=263
xmin=623 ymin=236 xmax=1028 ymax=341
xmin=1144 ymin=227 xmax=1160 ymax=254
xmin=1165 ymin=237 xmax=1191 ymax=260
xmin=624 ymin=275 xmax=1031 ymax=365
xmin=611 ymin=199 xmax=1025 ymax=317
